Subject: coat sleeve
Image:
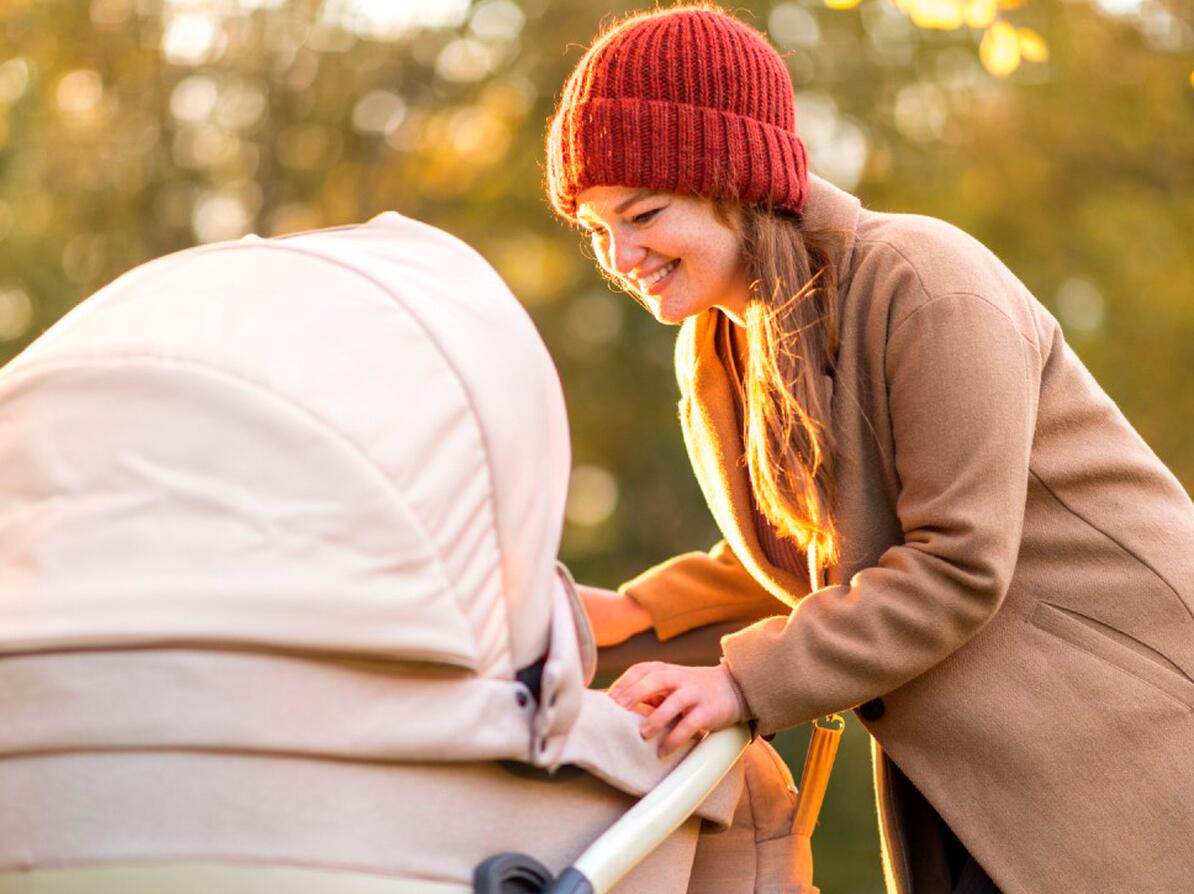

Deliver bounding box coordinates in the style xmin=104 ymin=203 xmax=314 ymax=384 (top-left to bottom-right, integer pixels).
xmin=721 ymin=292 xmax=1041 ymax=734
xmin=619 ymin=540 xmax=786 ymax=641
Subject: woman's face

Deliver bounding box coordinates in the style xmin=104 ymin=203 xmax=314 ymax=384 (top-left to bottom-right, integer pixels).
xmin=575 ymin=186 xmax=751 ymax=326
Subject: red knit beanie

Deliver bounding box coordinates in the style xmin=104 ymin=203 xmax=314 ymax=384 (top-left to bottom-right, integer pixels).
xmin=546 ymin=4 xmax=809 ymax=220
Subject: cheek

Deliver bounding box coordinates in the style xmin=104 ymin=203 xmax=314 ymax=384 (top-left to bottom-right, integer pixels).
xmin=688 ymin=249 xmax=734 ymax=293
xmin=716 ymin=240 xmax=746 ymax=287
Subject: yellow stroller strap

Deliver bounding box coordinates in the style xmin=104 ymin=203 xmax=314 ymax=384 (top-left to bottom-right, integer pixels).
xmin=794 ymin=714 xmax=845 ymax=838
xmin=789 ymin=713 xmax=846 ymax=890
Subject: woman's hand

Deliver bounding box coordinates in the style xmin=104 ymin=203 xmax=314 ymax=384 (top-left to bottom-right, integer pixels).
xmin=609 ymin=661 xmax=748 ymax=757
xmin=577 ymin=584 xmax=653 ymax=647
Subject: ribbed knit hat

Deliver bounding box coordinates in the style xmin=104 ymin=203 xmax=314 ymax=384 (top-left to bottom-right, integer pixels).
xmin=546 ymin=5 xmax=809 ymax=220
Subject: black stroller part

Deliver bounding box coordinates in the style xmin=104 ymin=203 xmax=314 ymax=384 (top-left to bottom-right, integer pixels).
xmin=515 ymin=654 xmax=546 ymax=704
xmin=497 ymin=760 xmax=586 ymax=782
xmin=473 ymin=853 xmax=554 ymax=893
xmin=543 ymin=868 xmax=594 ymax=894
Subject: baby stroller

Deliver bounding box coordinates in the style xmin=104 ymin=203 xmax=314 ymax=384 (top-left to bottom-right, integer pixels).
xmin=0 ymin=213 xmax=841 ymax=893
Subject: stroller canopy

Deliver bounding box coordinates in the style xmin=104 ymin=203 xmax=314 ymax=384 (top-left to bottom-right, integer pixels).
xmin=0 ymin=215 xmax=745 ymax=875
xmin=0 ymin=213 xmax=570 ymax=678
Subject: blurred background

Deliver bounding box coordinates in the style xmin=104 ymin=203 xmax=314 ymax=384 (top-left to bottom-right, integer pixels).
xmin=0 ymin=0 xmax=1190 ymax=889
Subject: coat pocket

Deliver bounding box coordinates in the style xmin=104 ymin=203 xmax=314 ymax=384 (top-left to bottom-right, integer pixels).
xmin=1030 ymin=601 xmax=1194 ymax=710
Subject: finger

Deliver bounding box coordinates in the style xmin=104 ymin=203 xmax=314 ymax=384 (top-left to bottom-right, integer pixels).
xmin=628 ymin=691 xmax=667 ymax=710
xmin=608 ymin=661 xmax=662 ymax=700
xmin=640 ymin=687 xmax=697 ymax=740
xmin=617 ymin=691 xmax=665 ymax=714
xmin=613 ymin=670 xmax=678 ymax=710
xmin=660 ymin=705 xmax=711 ymax=757
xmin=606 ymin=658 xmax=663 ymax=701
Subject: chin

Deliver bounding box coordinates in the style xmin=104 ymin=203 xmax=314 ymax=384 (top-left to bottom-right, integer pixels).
xmin=652 ymin=296 xmax=702 ymax=326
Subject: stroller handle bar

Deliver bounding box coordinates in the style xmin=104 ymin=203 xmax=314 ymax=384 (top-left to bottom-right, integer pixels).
xmin=546 ymin=723 xmax=752 ymax=894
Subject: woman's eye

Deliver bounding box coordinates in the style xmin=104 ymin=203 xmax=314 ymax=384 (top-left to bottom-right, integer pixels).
xmin=632 ymin=208 xmax=661 ymax=225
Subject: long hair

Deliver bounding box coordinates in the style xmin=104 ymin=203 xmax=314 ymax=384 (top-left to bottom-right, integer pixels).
xmin=737 ymin=206 xmax=841 ymax=571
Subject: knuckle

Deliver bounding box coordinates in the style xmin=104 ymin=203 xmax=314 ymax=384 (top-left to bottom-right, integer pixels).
xmin=673 ymin=724 xmax=698 ymax=746
xmin=658 ymin=701 xmax=682 ymax=723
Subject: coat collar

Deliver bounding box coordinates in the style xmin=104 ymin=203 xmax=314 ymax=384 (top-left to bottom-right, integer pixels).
xmin=678 ymin=174 xmax=862 ymax=601
xmin=799 ymin=173 xmax=863 ymax=282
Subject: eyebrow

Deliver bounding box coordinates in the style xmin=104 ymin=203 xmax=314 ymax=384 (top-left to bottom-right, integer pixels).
xmin=614 ymin=189 xmax=658 ymax=215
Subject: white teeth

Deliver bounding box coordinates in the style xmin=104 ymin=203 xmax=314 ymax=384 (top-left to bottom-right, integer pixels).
xmin=641 ymin=260 xmax=678 ymax=287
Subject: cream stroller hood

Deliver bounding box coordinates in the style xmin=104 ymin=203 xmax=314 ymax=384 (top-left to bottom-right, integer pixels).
xmin=0 ymin=216 xmax=760 ymax=894
xmin=0 ymin=215 xmax=742 ymax=817
xmin=0 ymin=213 xmax=570 ymax=676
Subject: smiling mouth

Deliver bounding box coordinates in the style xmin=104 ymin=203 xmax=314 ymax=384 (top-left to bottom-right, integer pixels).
xmin=638 ymin=259 xmax=679 ymax=294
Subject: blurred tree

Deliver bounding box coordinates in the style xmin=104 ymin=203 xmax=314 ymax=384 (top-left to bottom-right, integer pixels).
xmin=0 ymin=1 xmax=1191 ymax=890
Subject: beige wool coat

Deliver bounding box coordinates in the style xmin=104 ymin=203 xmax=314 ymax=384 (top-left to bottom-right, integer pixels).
xmin=623 ymin=175 xmax=1194 ymax=893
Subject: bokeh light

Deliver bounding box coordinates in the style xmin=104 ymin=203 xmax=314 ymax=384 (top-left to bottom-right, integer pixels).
xmin=0 ymin=289 xmax=33 ymax=343
xmin=56 ymin=70 xmax=104 ymax=116
xmin=566 ymin=465 xmax=619 ymax=528
xmin=0 ymin=59 xmax=31 ymax=106
xmin=1055 ymin=276 xmax=1107 ymax=335
xmin=469 ymin=0 xmax=526 ymax=41
xmin=770 ymin=3 xmax=822 ymax=48
xmin=352 ymin=90 xmax=407 ymax=136
xmin=161 ymin=13 xmax=227 ymax=66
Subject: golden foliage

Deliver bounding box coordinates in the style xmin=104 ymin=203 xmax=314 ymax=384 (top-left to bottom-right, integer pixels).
xmin=857 ymin=0 xmax=1051 ymax=73
xmin=892 ymin=0 xmax=964 ymax=30
xmin=1017 ymin=27 xmax=1050 ymax=63
xmin=980 ymin=20 xmax=1022 ymax=76
xmin=965 ymin=0 xmax=999 ymax=29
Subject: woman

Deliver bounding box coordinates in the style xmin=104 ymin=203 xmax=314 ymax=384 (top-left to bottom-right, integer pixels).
xmin=544 ymin=6 xmax=1194 ymax=894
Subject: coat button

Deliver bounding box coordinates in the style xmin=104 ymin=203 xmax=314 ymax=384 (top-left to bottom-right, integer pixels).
xmin=859 ymin=698 xmax=885 ymax=722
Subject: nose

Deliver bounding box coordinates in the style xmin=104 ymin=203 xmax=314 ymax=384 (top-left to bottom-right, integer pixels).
xmin=606 ymin=227 xmax=647 ymax=277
